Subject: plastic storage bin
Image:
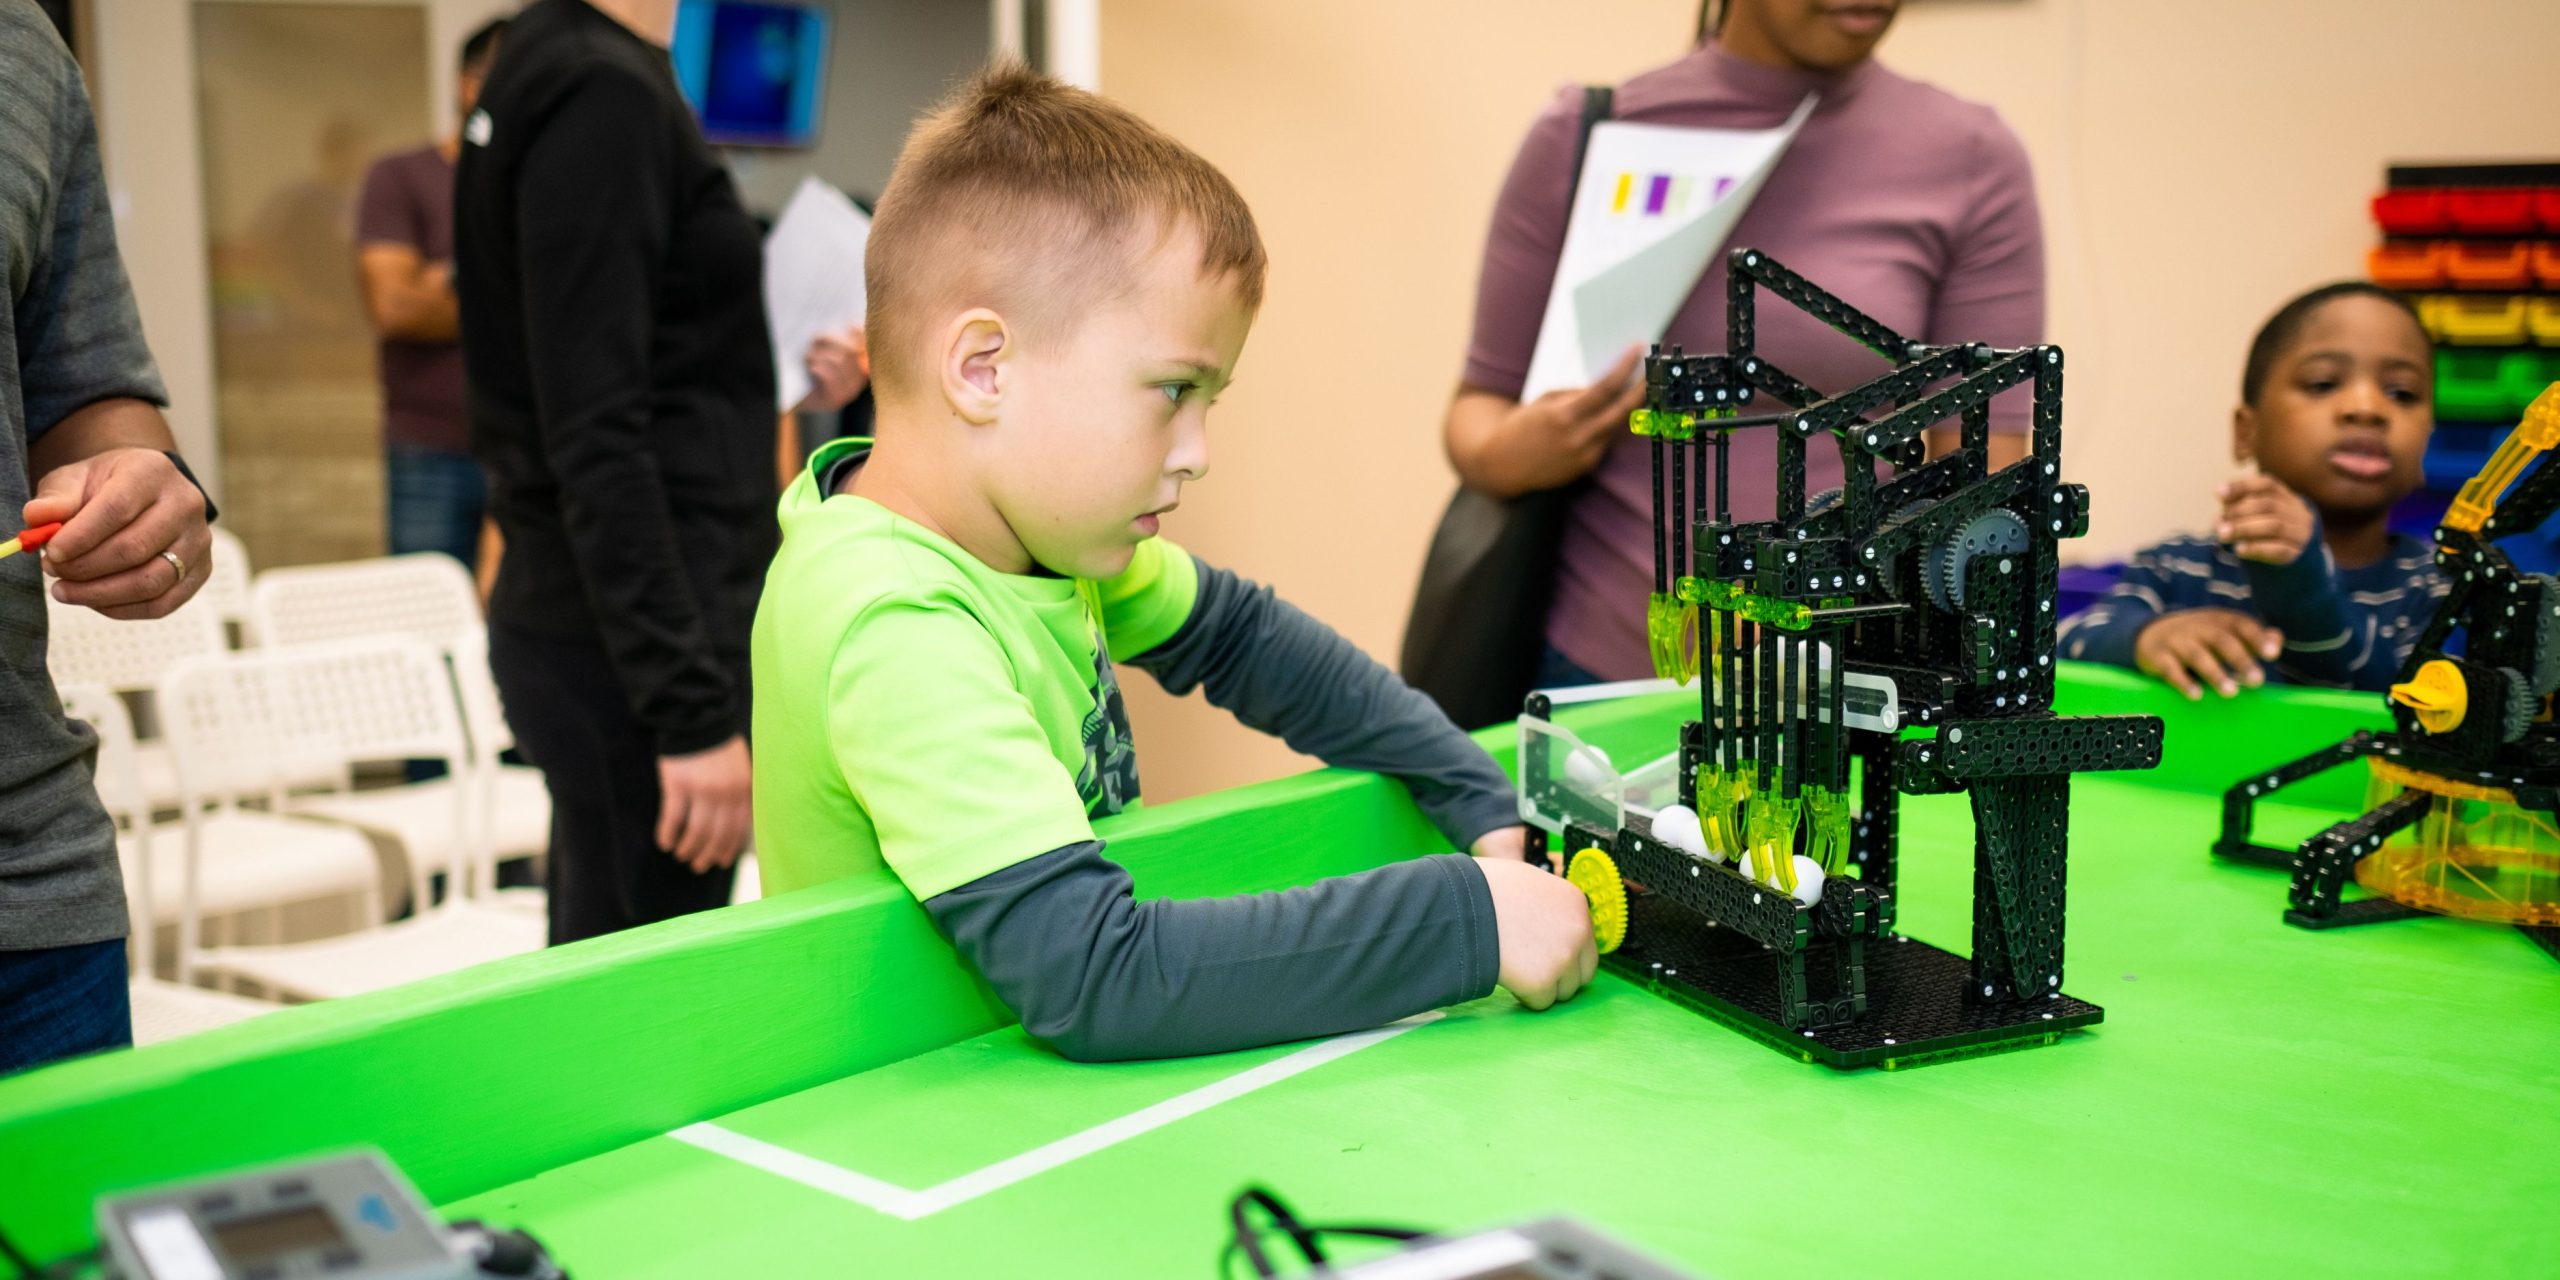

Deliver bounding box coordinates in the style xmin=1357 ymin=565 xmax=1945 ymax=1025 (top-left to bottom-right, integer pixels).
xmin=2372 ymin=189 xmax=2450 ymax=235
xmin=2369 ymin=241 xmax=2448 ymax=290
xmin=2439 ymin=351 xmax=2515 ymax=420
xmin=2528 ymin=298 xmax=2560 ymax=347
xmin=2445 ymin=241 xmax=2533 ymax=290
xmin=2436 ymin=295 xmax=2531 ymax=346
xmin=2448 ymin=188 xmax=2539 ymax=234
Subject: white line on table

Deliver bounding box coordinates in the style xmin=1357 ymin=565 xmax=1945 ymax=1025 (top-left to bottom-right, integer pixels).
xmin=670 ymin=1012 xmax=1441 ymax=1221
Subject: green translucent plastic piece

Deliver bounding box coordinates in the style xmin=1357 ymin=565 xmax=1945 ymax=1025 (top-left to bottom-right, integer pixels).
xmin=1646 ymin=592 xmax=1700 ymax=683
xmin=1696 ymin=580 xmax=1855 ymax=632
xmin=1695 ymin=762 xmax=1749 ymax=862
xmin=1802 ymin=784 xmax=1852 ymax=873
xmin=1630 ymin=408 xmax=1699 ymax=440
xmin=1743 ymin=780 xmax=1803 ymax=894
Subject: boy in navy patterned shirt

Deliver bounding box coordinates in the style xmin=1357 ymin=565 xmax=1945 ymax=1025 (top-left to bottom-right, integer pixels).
xmin=2061 ymin=283 xmax=2444 ymax=697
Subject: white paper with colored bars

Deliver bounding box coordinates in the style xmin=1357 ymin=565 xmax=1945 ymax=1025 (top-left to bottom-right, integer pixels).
xmin=1521 ymin=96 xmax=1817 ymax=401
xmin=764 ymin=175 xmax=873 ymax=412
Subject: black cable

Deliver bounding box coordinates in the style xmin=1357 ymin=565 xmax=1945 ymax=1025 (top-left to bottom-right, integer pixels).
xmin=0 ymin=1220 xmax=38 ymax=1280
xmin=0 ymin=1220 xmax=97 ymax=1280
xmin=1220 ymin=1187 xmax=1431 ymax=1279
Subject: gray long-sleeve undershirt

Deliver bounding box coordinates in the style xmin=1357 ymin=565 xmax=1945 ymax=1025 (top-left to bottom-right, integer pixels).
xmin=922 ymin=556 xmax=1521 ymax=1061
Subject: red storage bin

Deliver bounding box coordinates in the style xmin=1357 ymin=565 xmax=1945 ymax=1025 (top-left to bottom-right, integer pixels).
xmin=2537 ymin=187 xmax=2560 ymax=233
xmin=2448 ymin=188 xmax=2538 ymax=234
xmin=2445 ymin=240 xmax=2532 ymax=290
xmin=2369 ymin=241 xmax=2448 ymax=290
xmin=2372 ymin=189 xmax=2450 ymax=235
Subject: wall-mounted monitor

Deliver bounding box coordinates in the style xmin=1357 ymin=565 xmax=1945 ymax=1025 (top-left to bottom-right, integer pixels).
xmin=669 ymin=1 xmax=831 ymax=149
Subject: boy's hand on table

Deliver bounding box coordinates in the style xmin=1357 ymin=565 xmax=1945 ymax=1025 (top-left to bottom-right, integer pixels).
xmin=2134 ymin=608 xmax=2281 ymax=701
xmin=2217 ymin=471 xmax=2316 ymax=565
xmin=1474 ymin=855 xmax=1596 ymax=1011
xmin=657 ymin=735 xmax=752 ymax=873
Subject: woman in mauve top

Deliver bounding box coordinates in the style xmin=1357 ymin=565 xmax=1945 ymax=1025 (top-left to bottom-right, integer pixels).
xmin=1448 ymin=0 xmax=2046 ymax=685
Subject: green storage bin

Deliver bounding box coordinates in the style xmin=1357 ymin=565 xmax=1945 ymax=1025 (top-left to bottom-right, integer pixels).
xmin=2438 ymin=350 xmax=2514 ymax=419
xmin=2502 ymin=350 xmax=2560 ymax=413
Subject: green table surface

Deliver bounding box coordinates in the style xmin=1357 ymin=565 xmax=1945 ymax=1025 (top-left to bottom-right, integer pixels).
xmin=5 ymin=667 xmax=2555 ymax=1278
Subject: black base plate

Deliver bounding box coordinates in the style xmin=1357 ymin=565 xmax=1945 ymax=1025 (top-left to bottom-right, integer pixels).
xmin=1610 ymin=894 xmax=2101 ymax=1070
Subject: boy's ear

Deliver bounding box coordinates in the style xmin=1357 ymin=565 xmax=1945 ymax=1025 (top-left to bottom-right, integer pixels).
xmin=2231 ymin=403 xmax=2257 ymax=465
xmin=940 ymin=309 xmax=1010 ymax=425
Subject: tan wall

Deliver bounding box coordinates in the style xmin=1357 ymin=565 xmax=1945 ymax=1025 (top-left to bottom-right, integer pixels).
xmin=1099 ymin=0 xmax=2560 ymax=804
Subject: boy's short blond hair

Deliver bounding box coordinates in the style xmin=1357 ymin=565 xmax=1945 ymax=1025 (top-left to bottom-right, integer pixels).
xmin=864 ymin=62 xmax=1267 ymax=398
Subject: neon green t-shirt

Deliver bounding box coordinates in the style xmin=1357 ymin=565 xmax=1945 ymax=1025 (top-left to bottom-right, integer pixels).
xmin=751 ymin=439 xmax=1200 ymax=900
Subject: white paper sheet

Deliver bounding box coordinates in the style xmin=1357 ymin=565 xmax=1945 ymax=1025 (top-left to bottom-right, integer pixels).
xmin=764 ymin=175 xmax=873 ymax=412
xmin=1521 ymin=96 xmax=1816 ymax=400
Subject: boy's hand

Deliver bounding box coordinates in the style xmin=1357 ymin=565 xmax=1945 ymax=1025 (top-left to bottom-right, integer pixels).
xmin=1474 ymin=855 xmax=1597 ymax=1011
xmin=2217 ymin=471 xmax=2316 ymax=565
xmin=2134 ymin=608 xmax=2282 ymax=700
xmin=1469 ymin=824 xmax=1534 ymax=862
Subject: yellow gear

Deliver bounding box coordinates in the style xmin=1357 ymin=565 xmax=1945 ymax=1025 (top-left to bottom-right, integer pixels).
xmin=2391 ymin=659 xmax=2468 ymax=734
xmin=1567 ymin=848 xmax=1628 ymax=955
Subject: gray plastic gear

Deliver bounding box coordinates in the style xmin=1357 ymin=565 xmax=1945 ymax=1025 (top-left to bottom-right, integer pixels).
xmin=1805 ymin=487 xmax=1843 ymax=519
xmin=1922 ymin=509 xmax=2030 ymax=612
xmin=2497 ymin=667 xmax=2536 ymax=742
xmin=2529 ymin=575 xmax=2560 ymax=697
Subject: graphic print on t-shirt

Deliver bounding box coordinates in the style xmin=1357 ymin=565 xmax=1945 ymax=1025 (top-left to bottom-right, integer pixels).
xmin=1074 ymin=634 xmax=1140 ymax=817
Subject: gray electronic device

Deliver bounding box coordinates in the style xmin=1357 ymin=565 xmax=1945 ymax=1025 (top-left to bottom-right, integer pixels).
xmin=97 ymin=1151 xmax=477 ymax=1280
xmin=1330 ymin=1218 xmax=1702 ymax=1280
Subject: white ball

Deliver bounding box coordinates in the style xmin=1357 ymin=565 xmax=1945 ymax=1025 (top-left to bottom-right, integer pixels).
xmin=1563 ymin=744 xmax=1615 ymax=792
xmin=1651 ymin=805 xmax=1708 ymax=860
xmin=1789 ymin=855 xmax=1826 ymax=907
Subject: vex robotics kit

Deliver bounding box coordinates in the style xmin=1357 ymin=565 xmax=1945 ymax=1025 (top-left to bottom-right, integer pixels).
xmin=1520 ymin=248 xmax=2164 ymax=1069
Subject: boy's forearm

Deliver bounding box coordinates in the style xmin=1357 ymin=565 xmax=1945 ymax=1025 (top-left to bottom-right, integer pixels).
xmin=926 ymin=843 xmax=1498 ymax=1062
xmin=1130 ymin=558 xmax=1520 ymax=847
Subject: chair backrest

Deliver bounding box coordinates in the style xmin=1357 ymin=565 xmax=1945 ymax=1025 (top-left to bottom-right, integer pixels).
xmin=251 ymin=554 xmax=517 ymax=760
xmin=56 ymin=682 xmax=155 ymax=971
xmin=249 ymin=553 xmax=480 ymax=652
xmin=203 ymin=526 xmax=256 ymax=647
xmin=160 ymin=639 xmax=473 ymax=904
xmin=45 ymin=591 xmax=227 ymax=694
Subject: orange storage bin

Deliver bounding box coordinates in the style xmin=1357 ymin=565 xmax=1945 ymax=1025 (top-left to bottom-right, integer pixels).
xmin=2437 ymin=295 xmax=2531 ymax=346
xmin=2528 ymin=298 xmax=2560 ymax=347
xmin=2444 ymin=240 xmax=2532 ymax=290
xmin=2369 ymin=241 xmax=2448 ymax=290
xmin=2536 ymin=243 xmax=2560 ymax=290
xmin=2372 ymin=189 xmax=2449 ymax=235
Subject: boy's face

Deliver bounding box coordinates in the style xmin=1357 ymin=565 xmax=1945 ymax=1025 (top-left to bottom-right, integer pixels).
xmin=984 ymin=223 xmax=1253 ymax=579
xmin=2233 ymin=295 xmax=2433 ymax=523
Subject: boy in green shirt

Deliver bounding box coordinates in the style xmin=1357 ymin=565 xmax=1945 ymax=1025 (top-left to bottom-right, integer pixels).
xmin=751 ymin=65 xmax=1596 ymax=1061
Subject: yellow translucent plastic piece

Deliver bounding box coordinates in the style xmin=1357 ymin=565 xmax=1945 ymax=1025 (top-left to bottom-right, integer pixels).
xmin=2390 ymin=658 xmax=2468 ymax=734
xmin=2353 ymin=772 xmax=2560 ymax=926
xmin=1646 ymin=593 xmax=1700 ymax=683
xmin=1629 ymin=408 xmax=1698 ymax=440
xmin=1568 ymin=847 xmax=1629 ymax=954
xmin=2445 ymin=382 xmax=2560 ymax=534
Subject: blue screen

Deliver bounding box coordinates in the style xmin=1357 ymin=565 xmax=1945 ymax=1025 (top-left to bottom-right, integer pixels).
xmin=669 ymin=1 xmax=829 ymax=148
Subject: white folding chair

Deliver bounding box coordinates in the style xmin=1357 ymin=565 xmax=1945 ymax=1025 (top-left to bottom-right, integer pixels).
xmin=249 ymin=554 xmax=551 ymax=902
xmin=57 ymin=683 xmax=284 ymax=1043
xmin=47 ymin=587 xmax=232 ymax=814
xmin=158 ymin=640 xmax=542 ymax=1000
xmin=203 ymin=525 xmax=257 ymax=648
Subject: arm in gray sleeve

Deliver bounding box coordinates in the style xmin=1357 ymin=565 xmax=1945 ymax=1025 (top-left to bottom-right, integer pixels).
xmin=925 ymin=842 xmax=1499 ymax=1062
xmin=1128 ymin=557 xmax=1522 ymax=849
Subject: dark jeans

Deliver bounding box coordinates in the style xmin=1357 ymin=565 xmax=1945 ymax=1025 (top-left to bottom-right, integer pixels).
xmin=0 ymin=938 xmax=131 ymax=1076
xmin=386 ymin=442 xmax=486 ymax=572
xmin=488 ymin=623 xmax=736 ymax=945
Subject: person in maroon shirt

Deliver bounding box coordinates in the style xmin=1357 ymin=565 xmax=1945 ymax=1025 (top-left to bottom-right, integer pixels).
xmin=355 ymin=17 xmax=507 ymax=577
xmin=1447 ymin=0 xmax=2046 ymax=686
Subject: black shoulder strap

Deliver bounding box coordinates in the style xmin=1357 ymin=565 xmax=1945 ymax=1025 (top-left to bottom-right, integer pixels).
xmin=1566 ymin=85 xmax=1615 ymax=216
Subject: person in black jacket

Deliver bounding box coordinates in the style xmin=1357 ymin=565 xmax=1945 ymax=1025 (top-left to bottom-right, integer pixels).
xmin=455 ymin=0 xmax=777 ymax=943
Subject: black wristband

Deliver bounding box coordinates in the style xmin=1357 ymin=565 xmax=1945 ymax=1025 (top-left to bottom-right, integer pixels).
xmin=162 ymin=451 xmax=218 ymax=523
